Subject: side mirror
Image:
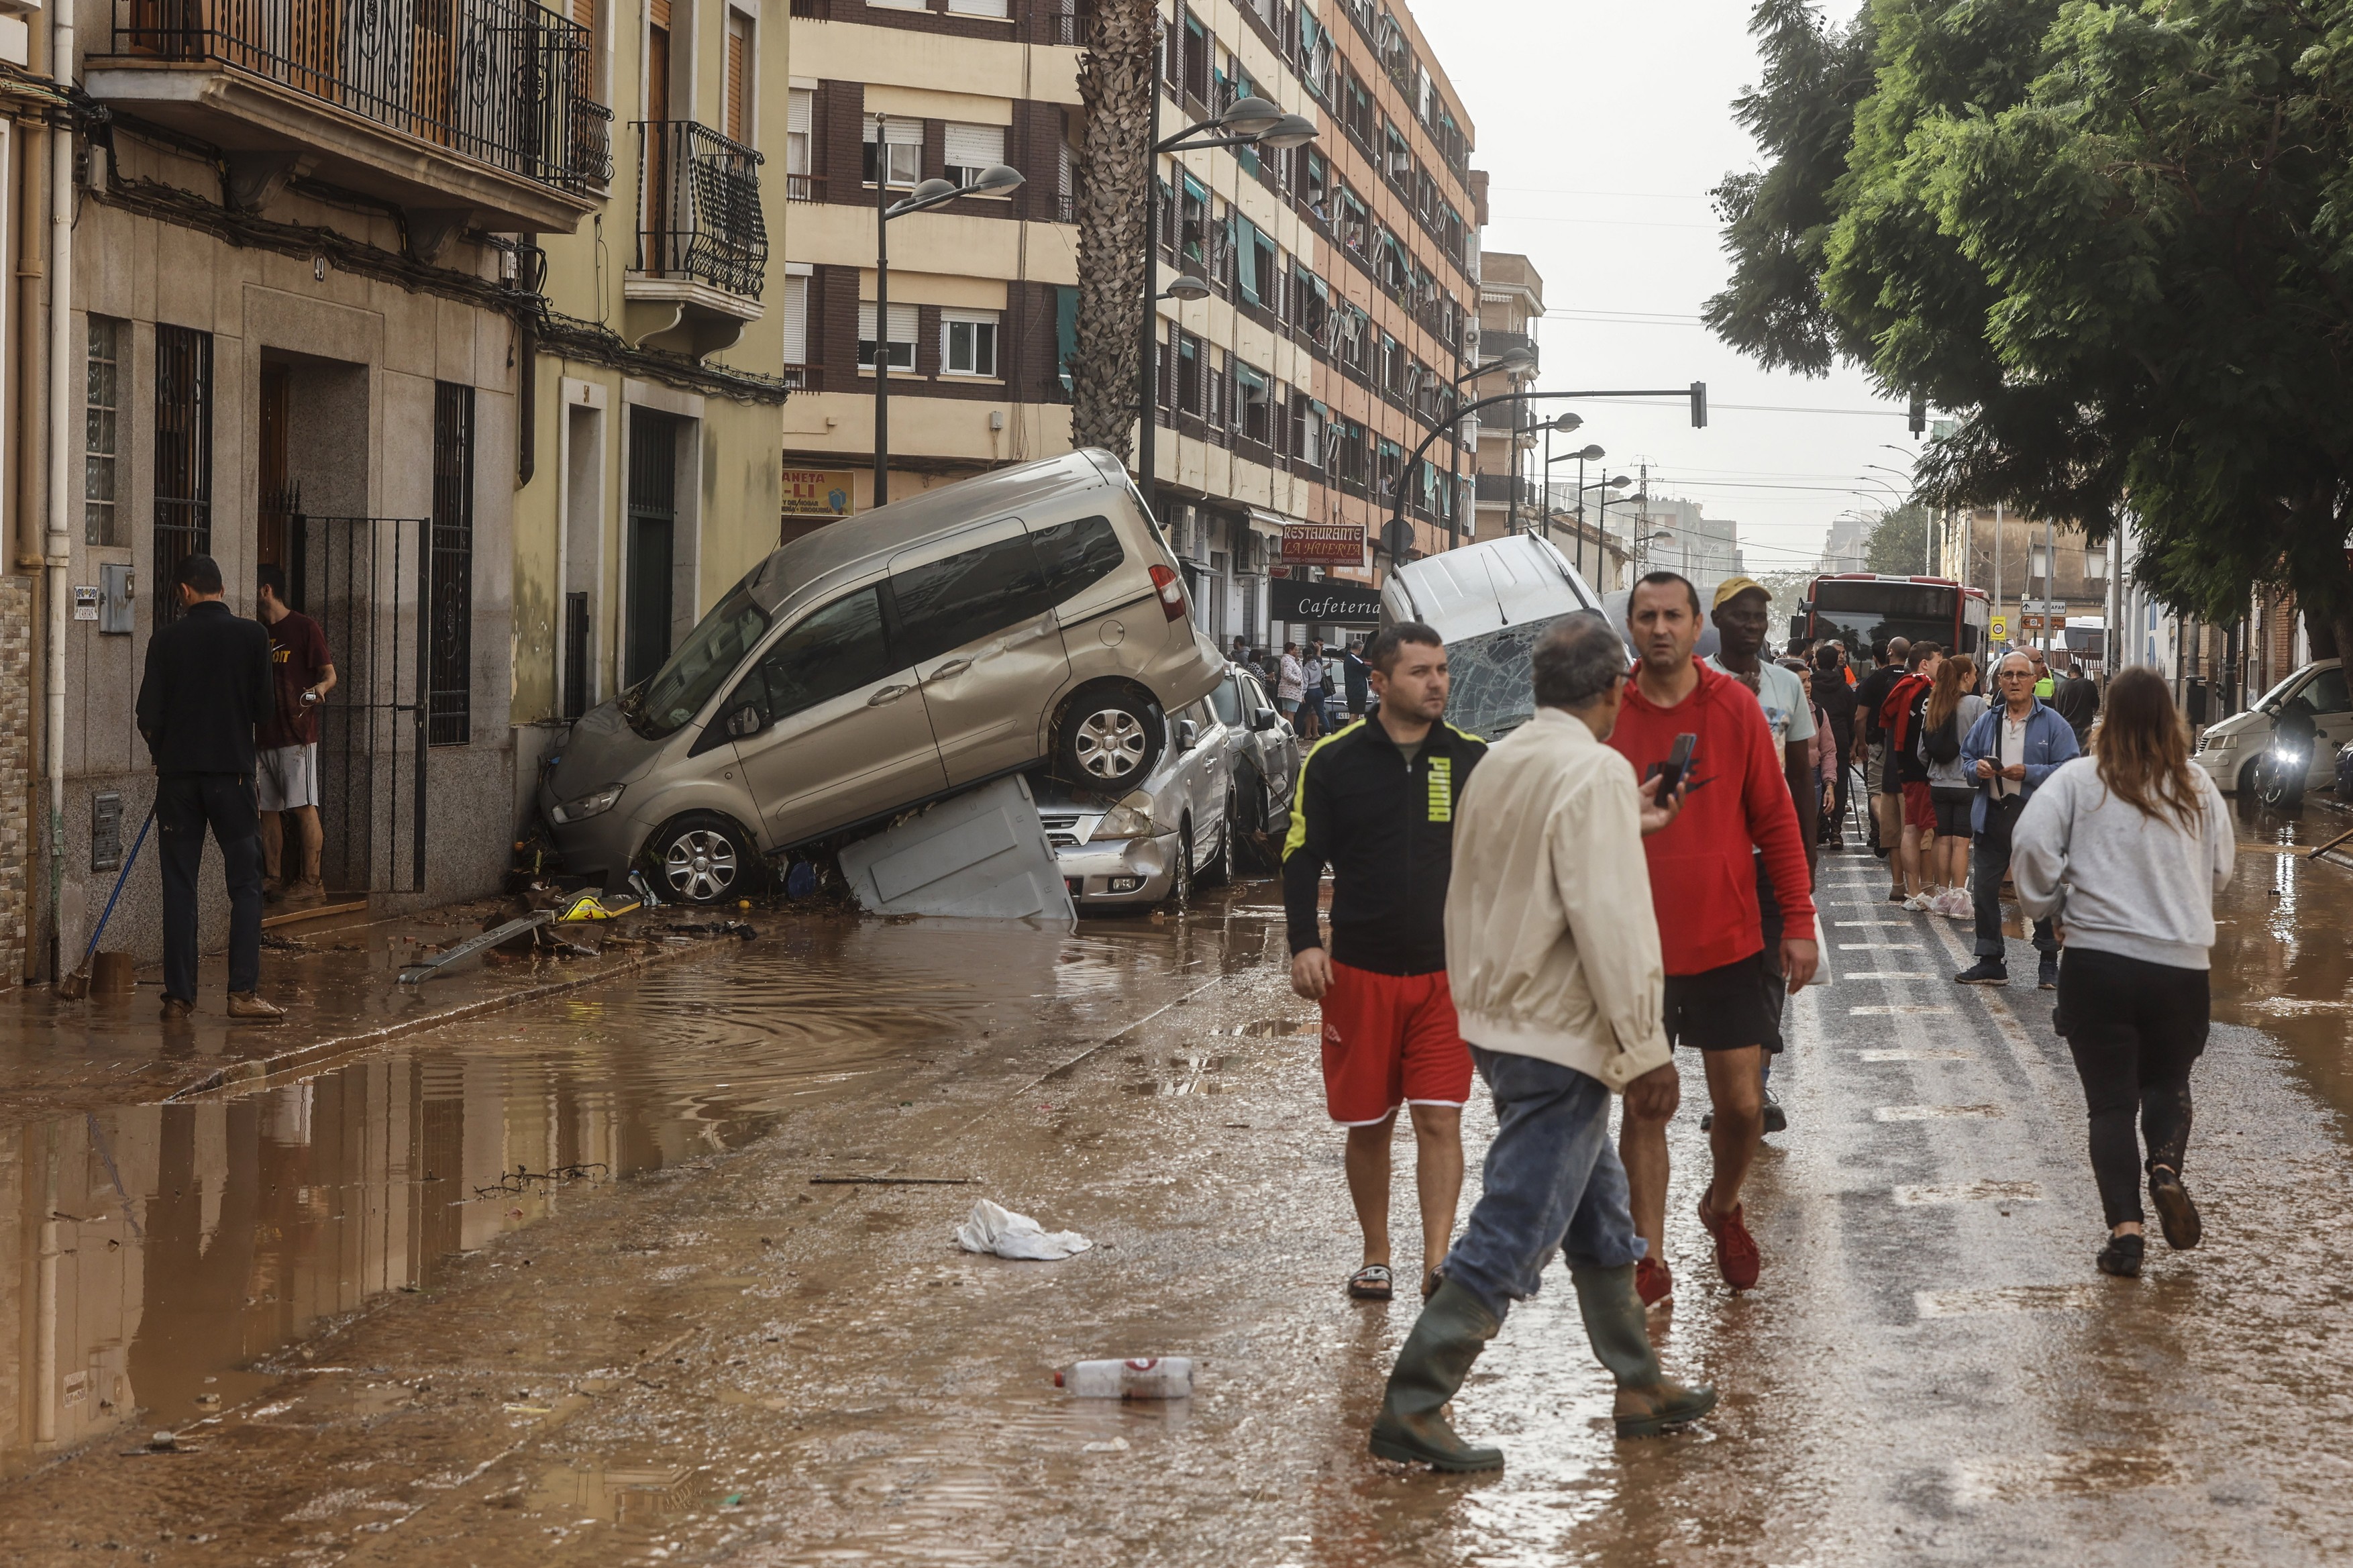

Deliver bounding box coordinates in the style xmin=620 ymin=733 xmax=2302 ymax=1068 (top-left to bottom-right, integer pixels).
xmin=727 ymin=704 xmax=765 ymax=738
xmin=1176 ymin=719 xmax=1200 ymax=751
xmin=1249 ymin=709 xmax=1276 ymax=732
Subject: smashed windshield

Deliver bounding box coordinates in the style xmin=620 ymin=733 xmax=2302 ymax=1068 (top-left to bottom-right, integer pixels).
xmin=625 ymin=587 xmax=772 ymax=740
xmin=1445 ymin=616 xmax=1587 ymax=741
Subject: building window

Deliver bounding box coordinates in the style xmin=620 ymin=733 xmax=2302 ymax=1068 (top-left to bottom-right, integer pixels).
xmin=857 ymin=301 xmax=917 ymax=370
xmin=941 ymin=310 xmax=999 ymax=377
xmin=946 ymin=0 xmax=1009 ymax=14
xmin=787 ymin=88 xmax=813 ymax=176
xmin=723 ymin=9 xmax=753 ymax=146
xmin=85 ymin=317 xmax=121 ymax=547
xmin=429 ymin=382 xmax=475 ymax=745
xmin=153 ymin=324 xmax=213 ymax=625
xmin=863 ymin=115 xmax=921 ymax=187
xmin=783 ymin=274 xmax=810 ymax=366
xmin=944 ymin=122 xmax=1006 ymax=187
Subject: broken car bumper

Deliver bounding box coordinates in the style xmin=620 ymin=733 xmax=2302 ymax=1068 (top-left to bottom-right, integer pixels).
xmin=1053 ymin=833 xmax=1176 ymax=906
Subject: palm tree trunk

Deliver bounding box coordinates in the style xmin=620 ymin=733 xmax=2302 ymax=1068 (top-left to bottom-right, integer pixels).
xmin=1071 ymin=0 xmax=1156 ymax=460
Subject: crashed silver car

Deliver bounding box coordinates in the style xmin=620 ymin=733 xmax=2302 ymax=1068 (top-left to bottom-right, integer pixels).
xmin=539 ymin=451 xmax=1226 ymax=900
xmin=1206 ymin=662 xmax=1300 ymax=852
xmin=1381 ymin=533 xmax=1610 ymax=741
xmin=1036 ymin=698 xmax=1233 ymax=908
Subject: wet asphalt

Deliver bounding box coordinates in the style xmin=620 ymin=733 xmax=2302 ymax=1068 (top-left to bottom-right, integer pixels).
xmin=3 ymin=805 xmax=2353 ymax=1565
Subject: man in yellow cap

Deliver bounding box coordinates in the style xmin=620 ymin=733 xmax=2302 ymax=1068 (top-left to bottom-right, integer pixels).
xmin=1704 ymin=576 xmax=1817 ymax=1139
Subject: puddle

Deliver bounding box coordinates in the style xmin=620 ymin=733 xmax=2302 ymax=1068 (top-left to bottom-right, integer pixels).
xmin=0 ymin=904 xmax=1281 ymax=1477
xmin=528 ymin=1461 xmax=700 ymax=1523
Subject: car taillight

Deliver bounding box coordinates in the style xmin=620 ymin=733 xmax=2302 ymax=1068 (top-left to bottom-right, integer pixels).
xmin=1149 ymin=563 xmax=1187 ymax=623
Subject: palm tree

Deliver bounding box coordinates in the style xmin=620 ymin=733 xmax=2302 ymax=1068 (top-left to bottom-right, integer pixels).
xmin=1070 ymin=0 xmax=1155 ymax=459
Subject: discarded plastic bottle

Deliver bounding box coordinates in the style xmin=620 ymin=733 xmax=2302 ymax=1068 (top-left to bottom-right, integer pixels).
xmin=1055 ymin=1357 xmax=1194 ymax=1399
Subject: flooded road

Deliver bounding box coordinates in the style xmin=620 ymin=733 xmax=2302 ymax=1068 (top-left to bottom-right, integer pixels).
xmin=1 ymin=819 xmax=2350 ymax=1566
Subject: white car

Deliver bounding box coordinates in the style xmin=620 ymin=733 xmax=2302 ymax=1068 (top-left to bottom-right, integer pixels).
xmin=2191 ymin=659 xmax=2348 ymax=794
xmin=1035 ymin=698 xmax=1233 ymax=908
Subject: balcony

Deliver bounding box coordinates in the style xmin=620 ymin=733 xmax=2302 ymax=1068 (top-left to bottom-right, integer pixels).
xmin=625 ymin=121 xmax=768 ymax=358
xmin=89 ymin=0 xmax=605 ymax=238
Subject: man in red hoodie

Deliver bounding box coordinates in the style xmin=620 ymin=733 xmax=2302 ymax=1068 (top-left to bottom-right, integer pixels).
xmin=1610 ymin=572 xmax=1820 ymax=1303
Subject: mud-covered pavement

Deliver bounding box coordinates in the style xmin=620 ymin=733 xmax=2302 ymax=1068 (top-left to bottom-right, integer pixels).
xmin=6 ymin=806 xmax=2353 ymax=1566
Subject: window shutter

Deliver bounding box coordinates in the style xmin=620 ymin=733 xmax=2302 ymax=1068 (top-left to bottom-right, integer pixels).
xmin=783 ymin=276 xmax=808 ymax=366
xmin=946 ymin=0 xmax=1010 ymax=13
xmin=943 ymin=123 xmax=1005 ymax=170
xmin=789 ymin=88 xmax=813 ymax=136
xmin=725 ymin=15 xmax=748 ymax=143
xmin=865 ymin=116 xmax=922 ymax=146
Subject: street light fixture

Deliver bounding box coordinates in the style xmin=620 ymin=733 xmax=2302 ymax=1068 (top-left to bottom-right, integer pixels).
xmin=1536 ymin=410 xmax=1587 ymax=552
xmin=1159 ymin=274 xmax=1212 ymax=303
xmin=873 ymin=153 xmax=1024 ymax=506
xmin=1137 ymin=89 xmax=1320 ymax=524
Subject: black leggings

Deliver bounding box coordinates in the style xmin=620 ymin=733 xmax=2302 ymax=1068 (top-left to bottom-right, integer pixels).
xmin=2056 ymin=948 xmax=2209 ymax=1226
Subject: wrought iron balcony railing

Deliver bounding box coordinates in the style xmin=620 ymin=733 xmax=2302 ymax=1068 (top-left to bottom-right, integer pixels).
xmin=635 ymin=120 xmax=768 ymax=299
xmin=110 ymin=0 xmax=608 ymax=195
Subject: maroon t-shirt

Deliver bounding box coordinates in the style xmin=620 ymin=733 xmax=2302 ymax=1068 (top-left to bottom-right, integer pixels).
xmin=260 ymin=610 xmax=330 ymax=749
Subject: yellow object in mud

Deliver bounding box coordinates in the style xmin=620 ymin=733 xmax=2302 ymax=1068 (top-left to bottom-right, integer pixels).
xmin=559 ymin=892 xmax=639 ymax=921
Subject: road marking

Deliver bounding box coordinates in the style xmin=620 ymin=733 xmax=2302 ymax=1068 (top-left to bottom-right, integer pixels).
xmin=1914 ymin=1284 xmax=2101 ymax=1318
xmin=1840 ymin=943 xmax=1922 ymax=950
xmin=1919 ymin=906 xmax=2077 ymax=1116
xmin=1860 ymin=1048 xmax=1975 ymax=1061
xmin=1843 ymin=972 xmax=1930 ymax=980
xmin=1875 ymin=1104 xmax=2004 ymax=1120
xmin=1850 ymin=1005 xmax=1951 ymax=1016
xmin=1834 ymin=920 xmax=1909 ymax=927
xmin=1893 ymin=1180 xmax=2042 ymax=1204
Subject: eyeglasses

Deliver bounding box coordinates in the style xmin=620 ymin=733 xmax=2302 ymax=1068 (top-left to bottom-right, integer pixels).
xmin=1999 ymin=670 xmax=2035 ymax=680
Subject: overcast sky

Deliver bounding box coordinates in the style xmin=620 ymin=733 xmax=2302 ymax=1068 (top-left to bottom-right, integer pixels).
xmin=1417 ymin=0 xmax=1906 ymax=579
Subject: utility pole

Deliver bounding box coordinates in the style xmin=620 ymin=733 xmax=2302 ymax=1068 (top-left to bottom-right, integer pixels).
xmin=1993 ymin=499 xmax=2004 ymax=651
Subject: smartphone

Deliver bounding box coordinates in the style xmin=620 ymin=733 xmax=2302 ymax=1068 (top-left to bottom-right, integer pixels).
xmin=1649 ymin=733 xmax=1697 ymax=796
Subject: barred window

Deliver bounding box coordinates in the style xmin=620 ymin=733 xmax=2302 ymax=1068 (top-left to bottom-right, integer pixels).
xmin=85 ymin=317 xmax=121 ymax=547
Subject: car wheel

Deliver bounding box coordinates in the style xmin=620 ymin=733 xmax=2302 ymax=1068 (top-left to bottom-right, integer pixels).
xmin=645 ymin=812 xmax=757 ymax=904
xmin=1058 ymin=688 xmax=1163 ymax=787
xmin=1168 ymin=821 xmax=1194 ymax=910
xmin=2238 ymin=758 xmax=2263 ymax=801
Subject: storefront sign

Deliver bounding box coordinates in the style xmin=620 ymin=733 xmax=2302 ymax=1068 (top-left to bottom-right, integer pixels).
xmin=781 ymin=468 xmax=857 ymax=517
xmin=1279 ymin=523 xmax=1365 ymax=566
xmin=1271 ymin=577 xmax=1383 ymax=627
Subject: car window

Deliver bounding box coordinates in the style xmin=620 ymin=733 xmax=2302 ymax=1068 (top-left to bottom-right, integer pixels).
xmin=628 ymin=586 xmax=771 ymax=740
xmin=1206 ymin=675 xmax=1243 ymax=726
xmin=739 ymin=587 xmax=896 ymax=725
xmin=1240 ymin=672 xmax=1273 ymax=714
xmin=890 ymin=532 xmax=1054 ymax=668
xmin=1029 ymin=515 xmax=1124 ymax=604
xmin=2297 ymin=668 xmax=2349 ymax=715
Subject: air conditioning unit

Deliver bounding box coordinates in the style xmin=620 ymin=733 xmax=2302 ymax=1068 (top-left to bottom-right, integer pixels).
xmin=1388 ymin=151 xmax=1412 ymax=177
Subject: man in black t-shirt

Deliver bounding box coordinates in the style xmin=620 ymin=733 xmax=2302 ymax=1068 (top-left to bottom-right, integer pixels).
xmin=1814 ymin=644 xmax=1858 ymax=843
xmin=1851 ymin=638 xmax=1907 ymax=890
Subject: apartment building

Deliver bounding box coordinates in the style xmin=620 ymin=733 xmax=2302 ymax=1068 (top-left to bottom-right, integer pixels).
xmin=1212 ymin=0 xmax=1483 ymax=637
xmin=1936 ymin=507 xmax=2111 ymax=653
xmin=776 ymin=0 xmax=1088 ymax=517
xmin=513 ymin=0 xmax=795 ymax=778
xmin=1469 ymin=250 xmax=1540 ymax=545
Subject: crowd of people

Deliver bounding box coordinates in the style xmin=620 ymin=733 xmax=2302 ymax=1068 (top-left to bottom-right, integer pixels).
xmin=1280 ymin=573 xmax=2230 ymax=1471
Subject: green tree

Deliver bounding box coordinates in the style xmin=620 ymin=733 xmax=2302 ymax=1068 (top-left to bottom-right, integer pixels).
xmin=1706 ymin=0 xmax=2353 ymax=655
xmin=1863 ymin=503 xmax=1933 ymax=575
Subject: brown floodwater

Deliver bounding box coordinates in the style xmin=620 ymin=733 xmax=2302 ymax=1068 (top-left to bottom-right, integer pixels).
xmin=0 ymin=901 xmax=1276 ymax=1480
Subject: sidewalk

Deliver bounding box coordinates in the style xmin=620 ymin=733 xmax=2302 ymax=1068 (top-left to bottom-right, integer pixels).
xmin=0 ymin=895 xmax=759 ymax=1130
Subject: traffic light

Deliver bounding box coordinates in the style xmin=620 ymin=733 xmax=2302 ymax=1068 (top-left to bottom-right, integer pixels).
xmin=1908 ymin=391 xmax=1926 ymax=435
xmin=1689 ymin=381 xmax=1708 ymax=429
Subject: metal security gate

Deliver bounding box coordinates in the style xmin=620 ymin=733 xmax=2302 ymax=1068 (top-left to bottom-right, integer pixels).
xmin=293 ymin=514 xmax=429 ymax=894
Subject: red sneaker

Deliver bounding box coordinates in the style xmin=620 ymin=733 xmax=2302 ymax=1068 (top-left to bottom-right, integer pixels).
xmin=1698 ymin=1194 xmax=1761 ymax=1290
xmin=1635 ymin=1255 xmax=1674 ymax=1310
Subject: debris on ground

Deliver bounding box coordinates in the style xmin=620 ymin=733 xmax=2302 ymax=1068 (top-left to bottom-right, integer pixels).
xmin=1057 ymin=1358 xmax=1194 ymax=1399
xmin=953 ymin=1198 xmax=1092 ymax=1260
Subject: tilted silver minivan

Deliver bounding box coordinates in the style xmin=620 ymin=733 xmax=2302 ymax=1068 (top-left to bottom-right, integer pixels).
xmin=540 ymin=450 xmax=1228 ymax=899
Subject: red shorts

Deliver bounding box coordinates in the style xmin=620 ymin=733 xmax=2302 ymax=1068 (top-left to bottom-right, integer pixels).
xmin=1318 ymin=961 xmax=1473 ymax=1125
xmin=1901 ymin=781 xmax=1936 ymax=831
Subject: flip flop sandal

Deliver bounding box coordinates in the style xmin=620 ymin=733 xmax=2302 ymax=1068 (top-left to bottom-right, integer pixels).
xmin=1421 ymin=1264 xmax=1445 ymax=1301
xmin=1347 ymin=1264 xmax=1394 ymax=1301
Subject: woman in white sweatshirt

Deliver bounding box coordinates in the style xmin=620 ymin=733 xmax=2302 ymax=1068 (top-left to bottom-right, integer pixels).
xmin=2011 ymin=668 xmax=2236 ymax=1279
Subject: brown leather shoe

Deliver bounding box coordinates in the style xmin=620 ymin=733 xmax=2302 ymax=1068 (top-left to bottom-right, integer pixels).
xmin=225 ymin=991 xmax=285 ymax=1023
xmin=283 ymin=880 xmax=329 ymax=908
xmin=159 ymin=996 xmax=195 ymax=1023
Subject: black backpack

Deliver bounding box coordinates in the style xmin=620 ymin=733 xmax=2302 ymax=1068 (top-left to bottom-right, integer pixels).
xmin=1924 ymin=702 xmax=1963 ymax=766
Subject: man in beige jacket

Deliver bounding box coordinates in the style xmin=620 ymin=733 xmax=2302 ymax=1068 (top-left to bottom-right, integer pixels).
xmin=1370 ymin=614 xmax=1717 ymax=1471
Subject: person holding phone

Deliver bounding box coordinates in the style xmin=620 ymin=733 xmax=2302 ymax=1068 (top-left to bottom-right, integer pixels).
xmin=255 ymin=564 xmax=337 ymax=906
xmin=1606 ymin=572 xmax=1820 ymax=1306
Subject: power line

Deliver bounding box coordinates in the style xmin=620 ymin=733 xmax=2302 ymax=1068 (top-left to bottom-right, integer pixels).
xmin=1571 ymin=397 xmax=1914 ymax=417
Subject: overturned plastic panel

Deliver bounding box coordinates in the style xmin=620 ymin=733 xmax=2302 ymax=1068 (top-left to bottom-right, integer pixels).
xmin=837 ymin=775 xmax=1079 ymax=923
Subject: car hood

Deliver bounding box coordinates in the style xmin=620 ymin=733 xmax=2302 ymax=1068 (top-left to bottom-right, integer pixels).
xmin=2203 ymin=709 xmax=2268 ymax=743
xmin=547 ymin=700 xmax=668 ymax=800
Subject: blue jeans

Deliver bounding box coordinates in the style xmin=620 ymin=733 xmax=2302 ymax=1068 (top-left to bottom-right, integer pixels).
xmin=1442 ymin=1047 xmax=1646 ymax=1324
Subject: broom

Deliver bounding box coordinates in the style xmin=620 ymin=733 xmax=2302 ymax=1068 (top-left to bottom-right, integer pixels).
xmin=57 ymin=808 xmax=154 ymax=1001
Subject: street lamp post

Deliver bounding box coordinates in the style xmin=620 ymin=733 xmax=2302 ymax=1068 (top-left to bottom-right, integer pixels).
xmin=1545 ymin=438 xmax=1603 ymax=578
xmin=874 ymin=144 xmax=1024 ymax=506
xmin=1381 ymin=384 xmax=1702 ymax=569
xmin=1446 ymin=346 xmax=1533 ymax=549
xmin=1135 ymin=93 xmax=1316 ymax=525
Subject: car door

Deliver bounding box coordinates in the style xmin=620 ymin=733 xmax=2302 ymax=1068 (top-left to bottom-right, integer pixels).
xmin=887 ymin=519 xmax=1071 ymax=787
xmin=2295 ymin=666 xmax=2351 ymax=784
xmin=721 ymin=583 xmax=946 ymax=845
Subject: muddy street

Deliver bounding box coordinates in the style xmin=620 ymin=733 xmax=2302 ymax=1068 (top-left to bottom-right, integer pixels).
xmin=4 ymin=815 xmax=2353 ymax=1565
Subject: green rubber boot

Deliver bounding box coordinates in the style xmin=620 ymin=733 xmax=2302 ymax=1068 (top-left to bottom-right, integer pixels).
xmin=1367 ymin=1278 xmax=1506 ymax=1471
xmin=1572 ymin=1262 xmax=1719 ymax=1439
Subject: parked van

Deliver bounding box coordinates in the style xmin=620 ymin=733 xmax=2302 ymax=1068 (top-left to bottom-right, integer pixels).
xmin=1380 ymin=535 xmax=1609 ymax=741
xmin=541 ymin=450 xmax=1226 ymax=899
xmin=2192 ymin=658 xmax=2348 ymax=796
